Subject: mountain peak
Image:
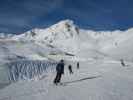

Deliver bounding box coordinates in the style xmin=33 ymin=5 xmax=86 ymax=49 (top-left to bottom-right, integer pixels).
xmin=49 ymin=19 xmax=79 ymax=35
xmin=56 ymin=19 xmax=74 ymax=26
xmin=50 ymin=19 xmax=75 ymax=30
xmin=12 ymin=19 xmax=80 ymax=42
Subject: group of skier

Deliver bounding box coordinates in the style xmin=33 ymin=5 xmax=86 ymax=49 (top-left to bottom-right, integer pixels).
xmin=53 ymin=58 xmax=127 ymax=85
xmin=53 ymin=59 xmax=79 ymax=85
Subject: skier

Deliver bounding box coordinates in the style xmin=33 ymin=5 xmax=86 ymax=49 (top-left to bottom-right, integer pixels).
xmin=54 ymin=59 xmax=64 ymax=85
xmin=77 ymin=62 xmax=79 ymax=69
xmin=68 ymin=65 xmax=73 ymax=74
xmin=120 ymin=59 xmax=125 ymax=67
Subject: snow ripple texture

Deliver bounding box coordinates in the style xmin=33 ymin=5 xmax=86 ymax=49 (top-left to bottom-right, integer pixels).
xmin=7 ymin=60 xmax=57 ymax=82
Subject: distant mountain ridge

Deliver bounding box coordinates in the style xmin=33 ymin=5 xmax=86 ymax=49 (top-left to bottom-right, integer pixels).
xmin=0 ymin=33 xmax=14 ymax=39
xmin=1 ymin=19 xmax=133 ymax=61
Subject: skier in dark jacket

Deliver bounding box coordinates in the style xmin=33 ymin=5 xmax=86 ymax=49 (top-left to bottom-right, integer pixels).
xmin=68 ymin=65 xmax=73 ymax=74
xmin=54 ymin=59 xmax=64 ymax=85
xmin=120 ymin=59 xmax=125 ymax=67
xmin=77 ymin=62 xmax=79 ymax=69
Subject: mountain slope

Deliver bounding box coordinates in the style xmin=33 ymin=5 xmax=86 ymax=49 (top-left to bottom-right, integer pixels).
xmin=12 ymin=20 xmax=80 ymax=53
xmin=102 ymin=28 xmax=133 ymax=62
xmin=1 ymin=19 xmax=133 ymax=62
xmin=8 ymin=20 xmax=133 ymax=62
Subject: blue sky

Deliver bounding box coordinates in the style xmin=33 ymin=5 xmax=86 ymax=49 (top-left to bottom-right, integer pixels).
xmin=0 ymin=0 xmax=133 ymax=34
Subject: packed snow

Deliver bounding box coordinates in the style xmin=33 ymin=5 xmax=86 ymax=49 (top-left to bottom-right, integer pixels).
xmin=1 ymin=60 xmax=133 ymax=100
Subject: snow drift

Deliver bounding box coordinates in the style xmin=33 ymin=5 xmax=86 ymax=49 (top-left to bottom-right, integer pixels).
xmin=7 ymin=60 xmax=57 ymax=82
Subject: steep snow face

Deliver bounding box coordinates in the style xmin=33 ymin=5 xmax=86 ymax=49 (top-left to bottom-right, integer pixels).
xmin=13 ymin=20 xmax=79 ymax=40
xmin=12 ymin=20 xmax=80 ymax=53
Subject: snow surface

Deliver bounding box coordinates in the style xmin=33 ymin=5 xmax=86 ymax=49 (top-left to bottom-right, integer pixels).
xmin=8 ymin=60 xmax=57 ymax=82
xmin=1 ymin=60 xmax=133 ymax=100
xmin=1 ymin=19 xmax=133 ymax=100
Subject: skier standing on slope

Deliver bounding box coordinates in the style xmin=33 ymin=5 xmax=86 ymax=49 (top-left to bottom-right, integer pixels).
xmin=54 ymin=59 xmax=64 ymax=85
xmin=120 ymin=59 xmax=125 ymax=67
xmin=77 ymin=62 xmax=79 ymax=69
xmin=68 ymin=65 xmax=73 ymax=74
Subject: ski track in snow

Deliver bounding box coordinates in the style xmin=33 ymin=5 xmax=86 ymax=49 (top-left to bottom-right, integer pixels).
xmin=1 ymin=61 xmax=133 ymax=100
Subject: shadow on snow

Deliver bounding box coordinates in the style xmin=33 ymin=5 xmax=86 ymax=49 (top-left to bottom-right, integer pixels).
xmin=63 ymin=75 xmax=102 ymax=85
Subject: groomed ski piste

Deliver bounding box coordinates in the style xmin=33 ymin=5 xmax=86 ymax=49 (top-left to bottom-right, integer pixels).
xmin=1 ymin=58 xmax=133 ymax=100
xmin=1 ymin=19 xmax=133 ymax=100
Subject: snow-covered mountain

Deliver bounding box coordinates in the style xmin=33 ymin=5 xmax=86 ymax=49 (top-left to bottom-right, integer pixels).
xmin=13 ymin=20 xmax=79 ymax=40
xmin=1 ymin=19 xmax=133 ymax=62
xmin=12 ymin=20 xmax=80 ymax=53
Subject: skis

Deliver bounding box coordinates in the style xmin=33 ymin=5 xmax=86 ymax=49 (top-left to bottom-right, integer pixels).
xmin=53 ymin=82 xmax=67 ymax=86
xmin=53 ymin=75 xmax=101 ymax=86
